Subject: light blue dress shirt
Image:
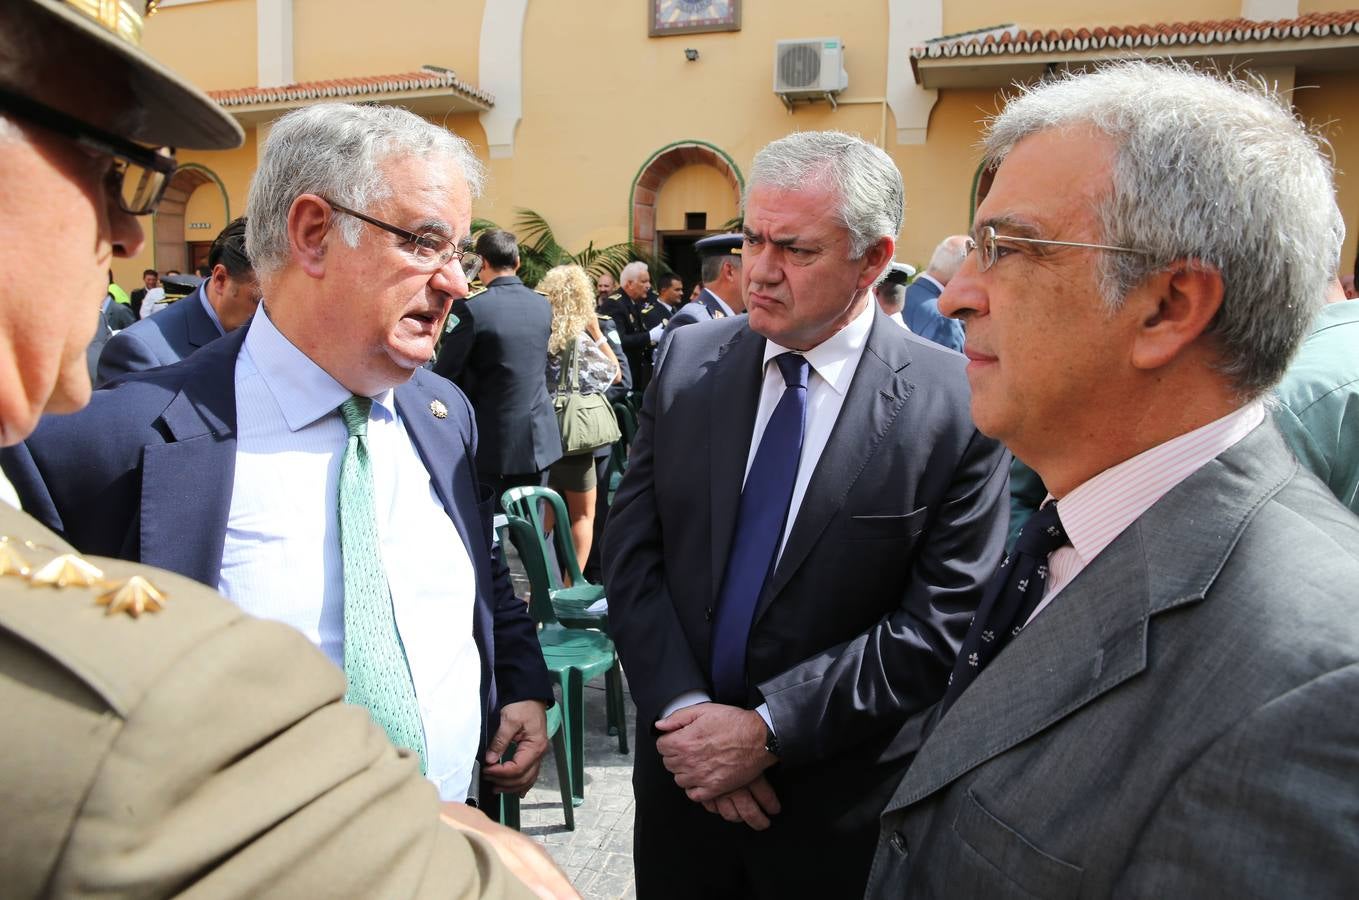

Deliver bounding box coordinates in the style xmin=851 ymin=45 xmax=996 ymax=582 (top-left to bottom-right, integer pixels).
xmin=218 ymin=309 xmax=482 ymax=801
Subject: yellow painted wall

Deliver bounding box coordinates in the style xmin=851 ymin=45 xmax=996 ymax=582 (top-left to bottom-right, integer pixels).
xmin=142 ymin=0 xmax=258 ymax=92
xmin=291 ymin=0 xmax=482 ymax=82
xmin=1300 ymin=0 xmax=1359 ymax=13
xmin=500 ymin=0 xmax=891 ymax=254
xmin=655 ymin=165 xmax=741 ymax=231
xmin=1294 ymin=69 xmax=1359 ymax=273
xmin=119 ymin=0 xmax=1359 ymax=286
xmin=183 ymin=179 xmax=229 ymax=240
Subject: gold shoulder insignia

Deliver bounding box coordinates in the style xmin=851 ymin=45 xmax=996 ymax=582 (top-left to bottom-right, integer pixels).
xmin=597 ymin=314 xmax=613 ymax=321
xmin=467 ymin=287 xmax=487 ymax=298
xmin=97 ymin=576 xmax=167 ymax=618
xmin=607 ymin=292 xmax=623 ymax=301
xmin=30 ymin=554 xmax=104 ymax=588
xmin=642 ymin=304 xmax=655 ymax=313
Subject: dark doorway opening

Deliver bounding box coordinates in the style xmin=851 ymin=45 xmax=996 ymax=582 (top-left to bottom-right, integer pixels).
xmin=658 ymin=230 xmax=713 ymax=301
xmin=188 ymin=241 xmax=213 ymax=275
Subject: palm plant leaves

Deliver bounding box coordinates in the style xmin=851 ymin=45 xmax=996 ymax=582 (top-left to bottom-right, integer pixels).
xmin=473 ymin=208 xmax=668 ymax=288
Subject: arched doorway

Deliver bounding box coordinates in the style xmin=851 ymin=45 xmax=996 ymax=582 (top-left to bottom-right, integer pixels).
xmin=630 ymin=141 xmax=743 ymax=256
xmin=152 ymin=164 xmax=229 ymax=274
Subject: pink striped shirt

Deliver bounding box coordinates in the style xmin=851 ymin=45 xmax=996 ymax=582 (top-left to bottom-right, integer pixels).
xmin=1028 ymin=401 xmax=1265 ymax=625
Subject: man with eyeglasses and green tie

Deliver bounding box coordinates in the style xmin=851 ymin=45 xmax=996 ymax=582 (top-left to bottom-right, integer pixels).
xmin=1 ymin=7 xmax=569 ymax=889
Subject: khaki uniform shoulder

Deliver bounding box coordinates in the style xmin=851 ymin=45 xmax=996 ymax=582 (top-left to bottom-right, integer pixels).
xmin=0 ymin=505 xmax=246 ymax=718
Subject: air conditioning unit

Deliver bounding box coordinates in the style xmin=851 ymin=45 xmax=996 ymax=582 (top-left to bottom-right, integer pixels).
xmin=774 ymin=38 xmax=849 ymax=109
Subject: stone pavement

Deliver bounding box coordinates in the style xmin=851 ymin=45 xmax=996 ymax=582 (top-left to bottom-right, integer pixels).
xmin=518 ymin=677 xmax=638 ymax=900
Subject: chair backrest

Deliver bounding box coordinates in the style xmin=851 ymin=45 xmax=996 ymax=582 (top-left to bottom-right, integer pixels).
xmin=495 ymin=514 xmax=560 ymax=625
xmin=612 ymin=400 xmax=638 ymax=449
xmin=501 ymin=484 xmax=590 ymax=589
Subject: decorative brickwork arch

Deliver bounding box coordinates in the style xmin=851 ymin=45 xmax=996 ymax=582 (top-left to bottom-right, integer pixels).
xmin=152 ymin=164 xmax=229 ymax=273
xmin=630 ymin=141 xmax=744 ymax=255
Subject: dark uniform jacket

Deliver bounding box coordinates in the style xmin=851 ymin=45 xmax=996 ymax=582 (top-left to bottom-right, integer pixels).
xmin=432 ymin=275 xmax=562 ymax=477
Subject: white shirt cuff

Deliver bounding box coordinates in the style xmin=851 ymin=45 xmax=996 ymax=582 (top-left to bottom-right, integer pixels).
xmin=755 ymin=703 xmax=774 ymax=733
xmin=659 ymin=690 xmax=711 ymax=720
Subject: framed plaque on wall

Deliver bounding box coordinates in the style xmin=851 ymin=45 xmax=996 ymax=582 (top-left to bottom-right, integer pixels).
xmin=649 ymin=0 xmax=741 ymax=37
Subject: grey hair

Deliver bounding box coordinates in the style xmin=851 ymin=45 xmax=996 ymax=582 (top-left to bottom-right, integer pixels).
xmin=744 ymin=131 xmax=904 ymax=258
xmin=245 ymin=103 xmax=485 ymax=277
xmin=927 ymin=235 xmax=970 ymax=281
xmin=874 ymin=281 xmax=906 ymax=310
xmin=985 ymin=61 xmax=1341 ymax=398
xmin=700 ymin=252 xmax=740 ymax=283
xmin=620 ymin=260 xmax=649 ymax=285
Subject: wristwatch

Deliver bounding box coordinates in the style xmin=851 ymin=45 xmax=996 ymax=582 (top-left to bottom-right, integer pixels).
xmin=764 ymin=723 xmax=780 ymax=757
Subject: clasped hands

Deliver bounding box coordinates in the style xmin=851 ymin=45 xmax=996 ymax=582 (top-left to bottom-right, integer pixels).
xmin=654 ymin=702 xmax=781 ymax=830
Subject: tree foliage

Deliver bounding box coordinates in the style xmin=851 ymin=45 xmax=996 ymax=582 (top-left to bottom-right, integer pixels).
xmin=472 ymin=209 xmax=670 ymax=288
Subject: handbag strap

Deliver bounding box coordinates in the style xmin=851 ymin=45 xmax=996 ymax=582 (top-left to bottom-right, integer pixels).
xmin=555 ymin=339 xmax=584 ymax=398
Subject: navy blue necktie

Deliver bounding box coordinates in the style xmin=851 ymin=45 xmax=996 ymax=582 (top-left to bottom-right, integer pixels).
xmin=937 ymin=501 xmax=1070 ymax=718
xmin=711 ymin=352 xmax=810 ymax=704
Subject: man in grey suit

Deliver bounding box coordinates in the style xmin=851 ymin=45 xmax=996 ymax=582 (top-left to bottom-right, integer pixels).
xmin=604 ymin=131 xmax=1009 ymax=897
xmin=97 ymin=216 xmax=259 ymax=384
xmin=432 ymin=228 xmax=561 ymax=505
xmin=866 ymin=62 xmax=1359 ymax=898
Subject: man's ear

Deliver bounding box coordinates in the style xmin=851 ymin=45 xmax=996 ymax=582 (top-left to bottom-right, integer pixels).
xmin=857 ymin=236 xmax=896 ymax=291
xmin=287 ymin=194 xmax=333 ymax=279
xmin=1129 ymin=260 xmax=1224 ymax=371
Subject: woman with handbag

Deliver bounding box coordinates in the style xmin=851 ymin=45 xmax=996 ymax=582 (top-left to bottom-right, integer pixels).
xmin=542 ymin=264 xmax=622 ymax=570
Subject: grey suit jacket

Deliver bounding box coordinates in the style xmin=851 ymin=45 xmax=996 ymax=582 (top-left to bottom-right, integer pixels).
xmin=866 ymin=421 xmax=1359 ymax=898
xmin=96 ymin=284 xmax=224 ymax=386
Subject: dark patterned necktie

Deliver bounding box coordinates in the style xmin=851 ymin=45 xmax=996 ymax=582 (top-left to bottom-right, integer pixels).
xmin=937 ymin=501 xmax=1070 ymax=718
xmin=710 ymin=352 xmax=810 ymax=704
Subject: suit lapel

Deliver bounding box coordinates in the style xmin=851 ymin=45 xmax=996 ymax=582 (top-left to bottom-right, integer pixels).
xmin=139 ymin=329 xmax=246 ymax=586
xmin=396 ymin=379 xmax=461 ymax=523
xmin=757 ymin=310 xmax=914 ymax=616
xmin=886 ymin=421 xmax=1298 ymax=812
xmin=708 ymin=327 xmax=765 ymax=594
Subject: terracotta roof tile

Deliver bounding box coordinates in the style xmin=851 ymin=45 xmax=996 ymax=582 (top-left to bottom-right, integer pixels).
xmin=207 ymin=70 xmax=493 ymax=108
xmin=913 ymin=10 xmax=1359 ymax=60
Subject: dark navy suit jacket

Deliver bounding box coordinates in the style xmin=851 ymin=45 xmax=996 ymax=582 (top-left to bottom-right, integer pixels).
xmin=96 ymin=284 xmax=225 ymax=386
xmin=14 ymin=327 xmax=551 ymax=745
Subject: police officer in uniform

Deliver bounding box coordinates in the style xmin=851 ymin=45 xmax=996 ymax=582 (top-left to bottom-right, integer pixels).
xmin=0 ymin=2 xmax=573 ymax=897
xmin=598 ymin=260 xmax=658 ymax=392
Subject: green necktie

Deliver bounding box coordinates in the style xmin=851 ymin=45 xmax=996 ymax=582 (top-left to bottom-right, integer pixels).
xmin=338 ymin=395 xmax=427 ymax=772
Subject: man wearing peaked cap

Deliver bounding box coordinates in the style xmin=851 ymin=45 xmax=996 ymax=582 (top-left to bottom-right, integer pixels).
xmin=655 ymin=232 xmax=745 ymax=366
xmin=0 ymin=2 xmax=572 ymax=897
xmin=873 ymin=261 xmax=915 ymax=329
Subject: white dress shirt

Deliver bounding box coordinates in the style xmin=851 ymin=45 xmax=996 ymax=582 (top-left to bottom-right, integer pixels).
xmin=1029 ymin=401 xmax=1266 ymax=625
xmin=218 ymin=309 xmax=482 ymax=801
xmin=663 ymin=298 xmax=876 ymax=725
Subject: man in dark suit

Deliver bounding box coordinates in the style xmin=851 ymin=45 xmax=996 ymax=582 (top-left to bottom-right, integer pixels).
xmin=128 ymin=267 xmax=158 ymax=313
xmin=603 ymin=131 xmax=1009 ymax=898
xmin=865 ymin=62 xmax=1359 ymax=897
xmin=20 ymin=102 xmax=553 ymax=811
xmin=97 ymin=216 xmax=260 ymax=384
xmin=432 ymin=228 xmax=561 ymax=506
xmin=599 ymin=261 xmax=657 ymax=392
xmin=903 ymin=236 xmax=967 ymax=351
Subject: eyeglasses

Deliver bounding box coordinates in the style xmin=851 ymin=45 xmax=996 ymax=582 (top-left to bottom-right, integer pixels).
xmin=965 ymin=225 xmax=1150 ymax=272
xmin=0 ymin=87 xmax=178 ymax=216
xmin=323 ymin=199 xmax=482 ymax=279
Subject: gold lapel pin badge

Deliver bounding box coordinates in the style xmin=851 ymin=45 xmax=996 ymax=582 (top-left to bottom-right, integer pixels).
xmin=430 ymin=399 xmax=448 ymax=419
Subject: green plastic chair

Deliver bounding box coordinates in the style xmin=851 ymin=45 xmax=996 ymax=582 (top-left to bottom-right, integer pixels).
xmin=498 ymin=515 xmax=628 ymax=807
xmin=605 ymin=400 xmax=638 ymax=503
xmin=498 ymin=698 xmax=574 ymax=831
xmin=501 ymin=485 xmax=609 ymax=632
